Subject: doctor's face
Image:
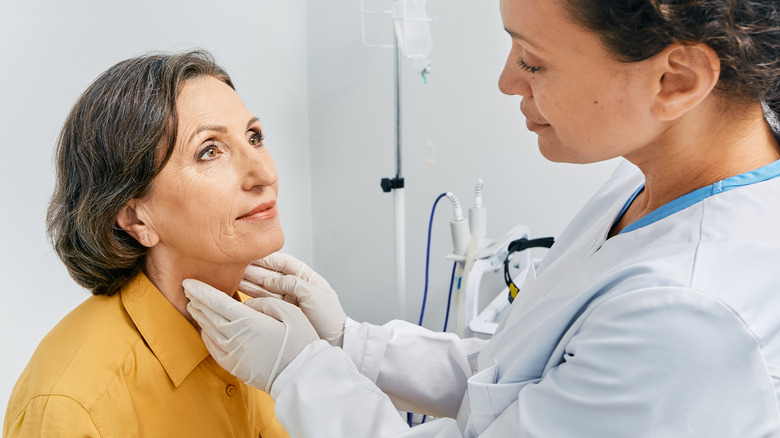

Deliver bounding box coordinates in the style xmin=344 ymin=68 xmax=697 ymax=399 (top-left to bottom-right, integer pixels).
xmin=138 ymin=75 xmax=283 ymax=268
xmin=498 ymin=0 xmax=659 ymax=164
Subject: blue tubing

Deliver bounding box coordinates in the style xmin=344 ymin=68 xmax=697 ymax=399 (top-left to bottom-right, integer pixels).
xmin=418 ymin=193 xmax=448 ymax=326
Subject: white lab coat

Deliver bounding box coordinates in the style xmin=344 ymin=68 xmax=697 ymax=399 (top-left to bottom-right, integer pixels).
xmin=271 ymin=160 xmax=780 ymax=437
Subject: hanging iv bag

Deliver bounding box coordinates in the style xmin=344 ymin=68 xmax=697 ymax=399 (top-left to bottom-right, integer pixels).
xmin=393 ymin=0 xmax=433 ymax=75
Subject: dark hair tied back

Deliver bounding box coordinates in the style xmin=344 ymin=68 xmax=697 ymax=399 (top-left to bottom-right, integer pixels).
xmin=563 ymin=0 xmax=780 ymax=132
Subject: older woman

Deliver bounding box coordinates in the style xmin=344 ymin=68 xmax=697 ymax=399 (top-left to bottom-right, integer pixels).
xmin=3 ymin=51 xmax=310 ymax=437
xmin=186 ymin=0 xmax=780 ymax=436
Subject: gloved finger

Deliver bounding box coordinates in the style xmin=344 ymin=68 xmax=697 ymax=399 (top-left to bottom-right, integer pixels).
xmin=238 ymin=279 xmax=284 ymax=300
xmin=239 ymin=279 xmax=299 ymax=307
xmin=183 ymin=279 xmax=258 ymax=322
xmin=261 ymin=275 xmax=313 ymax=306
xmin=187 ymin=298 xmax=231 ymax=330
xmin=196 ymin=313 xmax=230 ymax=358
xmin=243 ymin=263 xmax=284 ymax=285
xmin=200 ymin=326 xmax=243 ymax=378
xmin=188 ymin=304 xmax=235 ymax=349
xmin=250 ymin=252 xmax=303 ymax=276
xmin=183 ymin=278 xmax=224 ymax=303
xmin=251 ymin=253 xmax=331 ymax=288
xmin=245 ymin=297 xmax=308 ymax=325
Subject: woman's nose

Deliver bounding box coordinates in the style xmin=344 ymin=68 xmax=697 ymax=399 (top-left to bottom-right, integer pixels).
xmin=239 ymin=143 xmax=277 ymax=191
xmin=498 ymin=48 xmax=532 ymax=97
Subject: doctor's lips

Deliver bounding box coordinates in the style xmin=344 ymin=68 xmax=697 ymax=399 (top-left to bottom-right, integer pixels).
xmin=522 ymin=111 xmax=550 ymax=132
xmin=237 ymin=200 xmax=277 ymax=221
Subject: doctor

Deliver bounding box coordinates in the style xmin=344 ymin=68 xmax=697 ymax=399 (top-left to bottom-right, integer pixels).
xmin=185 ymin=0 xmax=780 ymax=436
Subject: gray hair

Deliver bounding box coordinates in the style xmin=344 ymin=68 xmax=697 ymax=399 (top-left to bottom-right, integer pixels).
xmin=47 ymin=50 xmax=234 ymax=295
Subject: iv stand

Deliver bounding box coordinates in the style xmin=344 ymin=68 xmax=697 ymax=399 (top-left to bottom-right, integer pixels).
xmin=380 ymin=28 xmax=406 ymax=320
xmin=365 ymin=0 xmax=434 ymax=322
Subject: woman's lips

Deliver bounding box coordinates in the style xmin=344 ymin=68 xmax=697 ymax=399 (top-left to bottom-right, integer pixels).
xmin=237 ymin=200 xmax=277 ymax=221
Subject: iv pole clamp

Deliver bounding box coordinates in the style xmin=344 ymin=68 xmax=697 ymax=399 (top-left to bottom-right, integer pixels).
xmin=380 ymin=177 xmax=405 ymax=192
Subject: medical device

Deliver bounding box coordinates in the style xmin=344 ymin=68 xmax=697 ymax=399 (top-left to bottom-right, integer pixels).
xmin=362 ymin=0 xmax=435 ymax=319
xmin=503 ymin=237 xmax=554 ymax=303
xmin=417 ymin=179 xmax=555 ymax=337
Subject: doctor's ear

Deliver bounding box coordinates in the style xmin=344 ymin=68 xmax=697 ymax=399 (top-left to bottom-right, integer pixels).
xmin=116 ymin=200 xmax=159 ymax=248
xmin=651 ymin=43 xmax=721 ymax=121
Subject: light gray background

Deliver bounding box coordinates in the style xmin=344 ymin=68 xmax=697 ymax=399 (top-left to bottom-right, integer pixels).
xmin=0 ymin=0 xmax=617 ymax=417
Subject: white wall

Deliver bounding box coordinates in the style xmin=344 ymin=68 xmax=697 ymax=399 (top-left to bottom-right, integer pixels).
xmin=1 ymin=0 xmax=619 ymax=422
xmin=305 ymin=0 xmax=617 ymax=329
xmin=0 ymin=0 xmax=312 ymax=417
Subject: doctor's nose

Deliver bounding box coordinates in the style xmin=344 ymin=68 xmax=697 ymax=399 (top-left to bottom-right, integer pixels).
xmin=498 ymin=49 xmax=532 ymax=98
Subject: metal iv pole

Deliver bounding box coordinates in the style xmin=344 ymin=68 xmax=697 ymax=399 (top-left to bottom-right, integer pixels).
xmin=380 ymin=27 xmax=406 ymax=320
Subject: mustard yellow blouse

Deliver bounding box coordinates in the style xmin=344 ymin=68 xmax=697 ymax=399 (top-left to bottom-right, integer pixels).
xmin=4 ymin=273 xmax=288 ymax=438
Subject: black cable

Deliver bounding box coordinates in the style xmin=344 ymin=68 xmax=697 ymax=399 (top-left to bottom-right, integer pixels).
xmin=504 ymin=237 xmax=554 ymax=303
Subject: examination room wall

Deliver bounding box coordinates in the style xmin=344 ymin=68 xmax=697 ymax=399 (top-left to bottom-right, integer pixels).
xmin=0 ymin=0 xmax=619 ymax=419
xmin=0 ymin=1 xmax=313 ymax=415
xmin=305 ymin=1 xmax=618 ymax=330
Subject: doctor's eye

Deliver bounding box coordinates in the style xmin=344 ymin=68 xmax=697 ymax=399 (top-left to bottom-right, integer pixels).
xmin=517 ymin=57 xmax=540 ymax=74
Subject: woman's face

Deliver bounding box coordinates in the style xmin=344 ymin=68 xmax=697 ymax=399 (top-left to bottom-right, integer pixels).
xmin=137 ymin=76 xmax=283 ymax=268
xmin=498 ymin=0 xmax=662 ymax=164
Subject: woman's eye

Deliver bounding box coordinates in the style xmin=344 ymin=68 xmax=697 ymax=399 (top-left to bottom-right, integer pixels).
xmin=248 ymin=131 xmax=265 ymax=146
xmin=517 ymin=57 xmax=540 ymax=74
xmin=199 ymin=144 xmax=219 ymax=161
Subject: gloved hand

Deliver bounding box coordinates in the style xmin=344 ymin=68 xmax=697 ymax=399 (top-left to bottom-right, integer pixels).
xmin=183 ymin=279 xmax=319 ymax=392
xmin=241 ymin=252 xmax=347 ymax=347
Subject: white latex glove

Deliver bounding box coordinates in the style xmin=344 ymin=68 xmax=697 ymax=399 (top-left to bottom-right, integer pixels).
xmin=240 ymin=252 xmax=347 ymax=347
xmin=183 ymin=279 xmax=319 ymax=392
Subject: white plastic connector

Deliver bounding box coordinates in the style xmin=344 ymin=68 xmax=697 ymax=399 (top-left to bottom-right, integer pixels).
xmin=469 ymin=179 xmax=487 ymax=248
xmin=446 ymin=192 xmax=463 ymax=221
xmin=474 ymin=178 xmax=484 ymax=208
xmin=447 ymin=192 xmax=469 ymax=256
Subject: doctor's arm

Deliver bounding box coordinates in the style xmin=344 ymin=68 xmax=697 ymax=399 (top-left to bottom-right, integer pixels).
xmin=184 ymin=277 xmax=465 ymax=437
xmin=209 ymin=284 xmax=775 ymax=437
xmin=242 ymin=253 xmax=487 ymax=418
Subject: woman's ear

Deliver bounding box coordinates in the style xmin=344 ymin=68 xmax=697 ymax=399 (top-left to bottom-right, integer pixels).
xmin=651 ymin=43 xmax=721 ymax=121
xmin=116 ymin=199 xmax=159 ymax=248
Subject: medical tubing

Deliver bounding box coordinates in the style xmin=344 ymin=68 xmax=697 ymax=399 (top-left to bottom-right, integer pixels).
xmin=419 ymin=193 xmax=448 ymax=326
xmin=409 ymin=194 xmax=458 ymax=426
xmin=442 ymin=261 xmax=457 ymax=332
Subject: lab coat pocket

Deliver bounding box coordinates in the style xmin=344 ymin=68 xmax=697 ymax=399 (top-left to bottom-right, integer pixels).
xmin=463 ymin=362 xmax=541 ymax=436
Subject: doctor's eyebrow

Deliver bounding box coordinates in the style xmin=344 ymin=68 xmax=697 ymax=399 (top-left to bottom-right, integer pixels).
xmin=504 ymin=27 xmax=547 ymax=52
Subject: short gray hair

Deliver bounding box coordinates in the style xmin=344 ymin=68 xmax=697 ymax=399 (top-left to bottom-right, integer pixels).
xmin=47 ymin=50 xmax=234 ymax=295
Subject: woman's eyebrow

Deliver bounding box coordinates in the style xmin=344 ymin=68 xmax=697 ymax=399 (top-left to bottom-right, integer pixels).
xmin=189 ymin=125 xmax=227 ymax=144
xmin=188 ymin=117 xmax=261 ymax=144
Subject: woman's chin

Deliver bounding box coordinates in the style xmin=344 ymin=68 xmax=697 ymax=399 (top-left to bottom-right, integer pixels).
xmin=246 ymin=231 xmax=285 ymax=263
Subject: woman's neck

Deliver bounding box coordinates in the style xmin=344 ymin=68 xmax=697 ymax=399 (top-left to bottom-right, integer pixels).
xmin=612 ymin=101 xmax=780 ymax=236
xmin=143 ymin=250 xmax=246 ymax=327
